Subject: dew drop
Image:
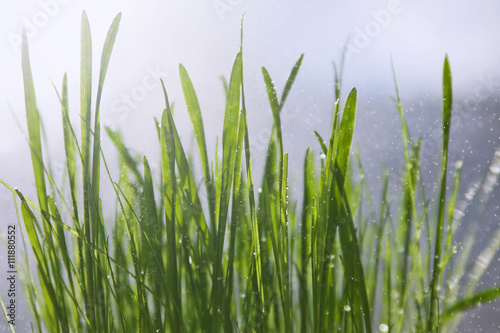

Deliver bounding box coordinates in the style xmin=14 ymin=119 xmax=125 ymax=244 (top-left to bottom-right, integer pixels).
xmin=379 ymin=323 xmax=389 ymax=332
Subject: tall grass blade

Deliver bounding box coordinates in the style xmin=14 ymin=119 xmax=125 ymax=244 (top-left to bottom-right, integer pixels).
xmin=428 ymin=55 xmax=452 ymax=332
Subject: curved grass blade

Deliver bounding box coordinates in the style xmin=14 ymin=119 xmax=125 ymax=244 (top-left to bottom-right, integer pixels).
xmin=179 ymin=64 xmax=217 ymax=237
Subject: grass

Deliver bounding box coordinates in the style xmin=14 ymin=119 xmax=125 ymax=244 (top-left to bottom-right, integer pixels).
xmin=2 ymin=11 xmax=500 ymax=332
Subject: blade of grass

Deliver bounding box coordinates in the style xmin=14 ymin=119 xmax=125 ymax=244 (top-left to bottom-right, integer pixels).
xmin=160 ymin=92 xmax=183 ymax=331
xmin=212 ymin=51 xmax=242 ymax=333
xmin=428 ymin=55 xmax=452 ymax=332
xmin=179 ymin=64 xmax=217 ymax=244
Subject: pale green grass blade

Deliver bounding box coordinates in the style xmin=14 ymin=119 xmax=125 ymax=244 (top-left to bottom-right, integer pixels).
xmin=91 ymin=11 xmax=121 ymax=189
xmin=179 ymin=64 xmax=216 ymax=234
xmin=0 ymin=298 xmax=16 ymax=333
xmin=221 ymin=75 xmax=229 ymax=97
xmin=16 ymin=191 xmax=61 ymax=330
xmin=79 ymin=11 xmax=95 ymax=329
xmin=21 ymin=25 xmax=49 ymax=227
xmin=91 ymin=10 xmax=121 ymax=202
xmin=59 ymin=73 xmax=79 ymax=222
xmin=442 ymin=287 xmax=500 ymax=324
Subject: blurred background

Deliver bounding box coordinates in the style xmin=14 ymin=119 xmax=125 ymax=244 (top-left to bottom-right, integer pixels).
xmin=0 ymin=0 xmax=499 ymax=331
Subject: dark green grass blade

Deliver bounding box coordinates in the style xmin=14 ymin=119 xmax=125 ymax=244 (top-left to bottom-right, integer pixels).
xmin=314 ymin=130 xmax=328 ymax=155
xmin=428 ymin=55 xmax=452 ymax=332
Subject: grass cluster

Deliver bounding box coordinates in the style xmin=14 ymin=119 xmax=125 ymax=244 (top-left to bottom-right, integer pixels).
xmin=2 ymin=12 xmax=500 ymax=332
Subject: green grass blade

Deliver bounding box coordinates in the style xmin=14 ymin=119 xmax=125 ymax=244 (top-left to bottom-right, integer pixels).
xmin=60 ymin=73 xmax=79 ymax=221
xmin=212 ymin=51 xmax=242 ymax=333
xmin=428 ymin=55 xmax=453 ymax=332
xmin=21 ymin=24 xmax=49 ymax=228
xmin=141 ymin=156 xmax=164 ymax=330
xmin=300 ymin=148 xmax=317 ymax=332
xmin=336 ymin=88 xmax=357 ymax=175
xmin=442 ymin=287 xmax=500 ymax=323
xmin=179 ymin=64 xmax=216 ymax=234
xmin=160 ymin=93 xmax=183 ymax=331
xmin=90 ymin=10 xmax=121 ymax=239
xmin=279 ymin=54 xmax=304 ymax=110
xmin=79 ymin=11 xmax=95 ymax=330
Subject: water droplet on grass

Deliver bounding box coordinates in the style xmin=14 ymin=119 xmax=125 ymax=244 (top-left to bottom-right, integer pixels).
xmin=379 ymin=323 xmax=389 ymax=332
xmin=344 ymin=305 xmax=351 ymax=312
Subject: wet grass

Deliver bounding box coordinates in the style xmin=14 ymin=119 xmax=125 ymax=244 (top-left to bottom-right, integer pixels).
xmin=1 ymin=12 xmax=500 ymax=332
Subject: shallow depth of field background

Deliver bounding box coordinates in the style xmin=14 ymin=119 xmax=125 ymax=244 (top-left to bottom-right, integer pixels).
xmin=1 ymin=1 xmax=499 ymax=331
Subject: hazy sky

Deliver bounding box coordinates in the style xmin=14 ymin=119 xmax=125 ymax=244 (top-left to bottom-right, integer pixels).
xmin=1 ymin=0 xmax=500 ymax=158
xmin=1 ymin=0 xmax=499 ymax=201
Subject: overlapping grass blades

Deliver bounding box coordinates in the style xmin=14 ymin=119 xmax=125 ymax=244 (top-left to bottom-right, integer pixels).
xmin=2 ymin=12 xmax=500 ymax=333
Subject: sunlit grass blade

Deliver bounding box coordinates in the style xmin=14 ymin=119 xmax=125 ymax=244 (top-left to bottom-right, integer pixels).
xmin=179 ymin=63 xmax=217 ymax=237
xmin=91 ymin=11 xmax=121 ymax=206
xmin=79 ymin=11 xmax=96 ymax=330
xmin=21 ymin=26 xmax=49 ymax=221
